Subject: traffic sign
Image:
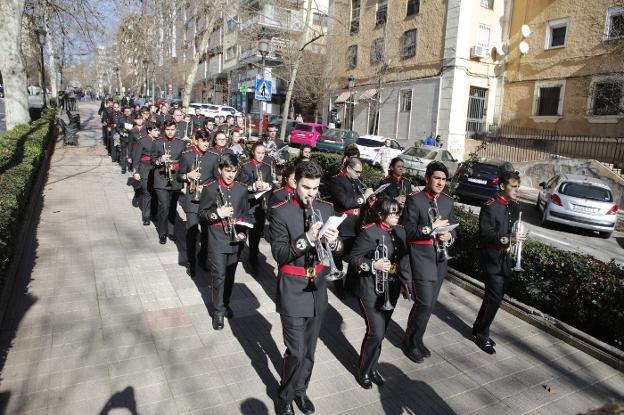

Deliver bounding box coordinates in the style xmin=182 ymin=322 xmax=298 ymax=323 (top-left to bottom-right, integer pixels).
xmin=255 ymin=77 xmax=272 ymax=101
xmin=239 ymin=86 xmax=249 ymax=94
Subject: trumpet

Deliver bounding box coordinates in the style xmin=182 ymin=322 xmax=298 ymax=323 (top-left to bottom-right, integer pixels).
xmin=189 ymin=155 xmax=203 ymax=203
xmin=511 ymin=212 xmax=527 ymax=272
xmin=374 ymin=235 xmax=394 ymax=311
xmin=428 ymin=200 xmax=453 ymax=262
xmin=217 ymin=186 xmax=237 ymax=241
xmin=310 ymin=200 xmax=344 ymax=282
xmin=163 ymin=142 xmax=177 ymax=184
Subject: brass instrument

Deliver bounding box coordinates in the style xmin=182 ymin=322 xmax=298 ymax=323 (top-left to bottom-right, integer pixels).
xmin=428 ymin=200 xmax=453 ymax=262
xmin=217 ymin=185 xmax=237 ymax=241
xmin=189 ymin=154 xmax=203 ymax=203
xmin=310 ymin=200 xmax=344 ymax=282
xmin=256 ymin=163 xmax=270 ymax=211
xmin=511 ymin=212 xmax=527 ymax=272
xmin=163 ymin=142 xmax=178 ymax=184
xmin=270 ymin=162 xmax=279 ymax=187
xmin=374 ymin=235 xmax=394 ymax=311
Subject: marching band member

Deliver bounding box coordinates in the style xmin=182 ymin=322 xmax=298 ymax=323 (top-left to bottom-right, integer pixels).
xmin=471 ymin=170 xmax=525 ymax=355
xmin=177 ymin=131 xmax=218 ymax=277
xmin=132 ymin=123 xmax=160 ymax=226
xmin=400 ymin=161 xmax=456 ymax=363
xmin=349 ymin=197 xmax=412 ymax=389
xmin=118 ymin=106 xmax=134 ymax=174
xmin=198 ymin=153 xmax=252 ymax=330
xmin=229 ymin=129 xmax=245 ymax=157
xmin=173 ymin=109 xmax=189 ymax=140
xmin=151 ymin=121 xmax=186 ymax=244
xmin=269 ymin=165 xmax=296 ymax=207
xmin=192 ymin=107 xmax=206 ymax=131
xmin=270 ymin=161 xmax=342 ymax=415
xmin=109 ymin=102 xmax=122 ymax=162
xmin=377 ymin=157 xmax=413 ymax=209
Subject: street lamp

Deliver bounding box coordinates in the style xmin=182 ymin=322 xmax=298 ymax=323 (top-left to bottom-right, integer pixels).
xmin=347 ymin=75 xmax=355 ymax=131
xmin=113 ymin=66 xmax=120 ymax=96
xmin=142 ymin=59 xmax=149 ymax=97
xmin=34 ymin=27 xmax=47 ymax=108
xmin=257 ymin=35 xmax=270 ymax=138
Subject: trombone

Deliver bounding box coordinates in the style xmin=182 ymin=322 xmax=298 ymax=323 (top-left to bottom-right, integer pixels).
xmin=374 ymin=235 xmax=394 ymax=311
xmin=310 ymin=200 xmax=344 ymax=281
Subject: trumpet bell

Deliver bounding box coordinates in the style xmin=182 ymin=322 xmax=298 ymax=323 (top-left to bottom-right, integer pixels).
xmin=380 ymin=300 xmax=394 ymax=311
xmin=325 ymin=269 xmax=345 ymax=282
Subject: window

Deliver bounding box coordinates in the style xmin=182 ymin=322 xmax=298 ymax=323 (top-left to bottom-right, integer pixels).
xmin=545 ymin=18 xmax=569 ymax=49
xmin=400 ymin=90 xmax=412 ymax=112
xmin=351 ymin=0 xmax=360 ymax=34
xmin=226 ymin=17 xmax=237 ymax=32
xmin=533 ymin=81 xmax=566 ymax=117
xmin=376 ymin=0 xmax=387 ymax=26
xmin=604 ymin=6 xmax=624 ymax=40
xmin=480 ymin=0 xmax=493 ymax=8
xmin=406 ymin=0 xmax=420 ymax=16
xmin=477 ymin=24 xmax=491 ymax=48
xmin=402 ymin=29 xmax=417 ymax=57
xmin=591 ymin=81 xmax=623 ymax=116
xmin=441 ymin=151 xmax=455 ymax=162
xmin=226 ymin=46 xmax=237 ymax=60
xmin=347 ymin=45 xmax=358 ymax=69
xmin=313 ymin=11 xmax=328 ymax=26
xmin=370 ymin=38 xmax=385 ymax=64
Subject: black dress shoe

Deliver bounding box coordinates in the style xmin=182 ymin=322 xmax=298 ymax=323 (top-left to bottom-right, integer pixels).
xmin=225 ymin=306 xmax=234 ymax=319
xmin=370 ymin=370 xmax=385 ymax=386
xmin=489 ymin=337 xmax=496 ymax=347
xmin=402 ymin=342 xmax=424 ymax=363
xmin=418 ymin=342 xmax=431 ymax=358
xmin=168 ymin=234 xmax=177 ymax=242
xmin=212 ymin=313 xmax=224 ymax=330
xmin=159 ymin=235 xmax=167 ymax=244
xmin=472 ymin=334 xmax=496 ymax=355
xmin=276 ymin=399 xmax=294 ymax=415
xmin=357 ymin=372 xmax=373 ymax=389
xmin=294 ymin=395 xmax=315 ymax=415
xmin=143 ymin=219 xmax=150 ymax=226
xmin=121 ymin=169 xmax=126 ymax=174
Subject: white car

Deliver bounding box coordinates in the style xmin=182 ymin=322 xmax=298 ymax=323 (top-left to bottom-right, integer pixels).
xmin=355 ymin=135 xmax=404 ymax=164
xmin=400 ymin=145 xmax=458 ymax=179
xmin=199 ymin=104 xmax=221 ymax=118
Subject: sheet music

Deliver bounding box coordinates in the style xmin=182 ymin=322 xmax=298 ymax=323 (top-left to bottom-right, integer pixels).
xmin=319 ymin=214 xmax=347 ymax=238
xmin=374 ymin=183 xmax=391 ymax=195
xmin=430 ymin=223 xmax=459 ymax=236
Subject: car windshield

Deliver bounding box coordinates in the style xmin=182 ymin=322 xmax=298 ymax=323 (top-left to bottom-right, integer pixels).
xmin=204 ymin=105 xmax=219 ymax=111
xmin=323 ymin=130 xmax=347 ymax=139
xmin=405 ymin=147 xmax=434 ymax=158
xmin=295 ymin=125 xmax=314 ymax=132
xmin=357 ymin=137 xmax=384 ymax=147
xmin=559 ymin=182 xmax=613 ymax=202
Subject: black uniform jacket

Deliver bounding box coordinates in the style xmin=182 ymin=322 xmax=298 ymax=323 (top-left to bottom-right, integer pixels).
xmin=150 ymin=137 xmax=186 ymax=190
xmin=198 ymin=179 xmax=252 ymax=254
xmin=479 ymin=195 xmax=520 ymax=278
xmin=269 ymin=185 xmax=296 ymax=207
xmin=377 ymin=175 xmax=413 ymax=200
xmin=176 ymin=121 xmax=190 ymax=139
xmin=117 ymin=115 xmax=134 ymax=143
xmin=131 ymin=134 xmax=157 ymax=172
xmin=270 ymin=197 xmax=343 ymax=318
xmin=129 ymin=125 xmax=147 ymax=153
xmin=146 ymin=114 xmax=159 ymax=130
xmin=348 ymin=223 xmax=413 ymax=303
xmin=157 ymin=113 xmax=172 ymax=128
xmin=329 ymin=171 xmax=367 ymax=238
xmin=191 ymin=114 xmax=206 ymax=131
xmin=400 ymin=190 xmax=456 ymax=282
xmin=101 ymin=106 xmax=114 ymax=125
xmin=177 ymin=147 xmax=219 ymax=213
xmin=237 ymin=159 xmax=273 ymax=210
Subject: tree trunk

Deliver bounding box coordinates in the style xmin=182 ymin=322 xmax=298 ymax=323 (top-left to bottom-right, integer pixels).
xmin=43 ymin=9 xmax=58 ymax=98
xmin=0 ymin=0 xmax=30 ymax=129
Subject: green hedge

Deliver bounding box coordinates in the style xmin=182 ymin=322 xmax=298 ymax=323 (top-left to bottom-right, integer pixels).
xmin=0 ymin=109 xmax=55 ymax=293
xmin=451 ymin=206 xmax=624 ymax=350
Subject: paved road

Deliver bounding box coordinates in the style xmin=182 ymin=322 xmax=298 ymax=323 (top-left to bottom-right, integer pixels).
xmin=0 ymin=102 xmax=621 ymax=414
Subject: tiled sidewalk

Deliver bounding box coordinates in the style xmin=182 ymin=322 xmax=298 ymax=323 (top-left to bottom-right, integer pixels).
xmin=0 ymin=103 xmax=621 ymax=414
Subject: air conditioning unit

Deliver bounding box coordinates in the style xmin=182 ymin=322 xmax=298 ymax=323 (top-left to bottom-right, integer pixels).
xmin=470 ymin=45 xmax=489 ymax=59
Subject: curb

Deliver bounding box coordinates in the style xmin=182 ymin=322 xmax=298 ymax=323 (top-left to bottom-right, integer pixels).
xmin=0 ymin=118 xmax=57 ymax=327
xmin=446 ymin=267 xmax=624 ymax=372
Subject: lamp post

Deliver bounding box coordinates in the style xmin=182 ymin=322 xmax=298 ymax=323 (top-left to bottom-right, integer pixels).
xmin=34 ymin=28 xmax=47 ymax=108
xmin=347 ymin=75 xmax=355 ymax=131
xmin=142 ymin=59 xmax=149 ymax=97
xmin=113 ymin=66 xmax=120 ymax=96
xmin=257 ymin=35 xmax=270 ymax=138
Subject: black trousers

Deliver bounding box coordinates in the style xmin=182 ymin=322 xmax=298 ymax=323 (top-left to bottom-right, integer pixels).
xmin=337 ymin=236 xmax=356 ymax=292
xmin=185 ymin=210 xmax=208 ymax=266
xmin=473 ymin=270 xmax=509 ymax=338
xmin=102 ymin=126 xmax=107 ymax=146
xmin=138 ymin=163 xmax=155 ymax=221
xmin=248 ymin=207 xmax=266 ymax=264
xmin=279 ymin=314 xmax=324 ymax=402
xmin=119 ymin=142 xmax=129 ymax=171
xmin=155 ymin=189 xmax=180 ymax=237
xmin=404 ymin=276 xmax=445 ymax=349
xmin=210 ymin=248 xmax=241 ymax=314
xmin=357 ymin=296 xmax=395 ymax=376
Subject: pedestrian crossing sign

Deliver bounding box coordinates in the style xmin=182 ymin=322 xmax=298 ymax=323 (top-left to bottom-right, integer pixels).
xmin=255 ymin=77 xmax=272 ymax=101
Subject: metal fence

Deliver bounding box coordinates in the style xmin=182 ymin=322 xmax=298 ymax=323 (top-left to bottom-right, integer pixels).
xmin=469 ymin=125 xmax=624 ymax=167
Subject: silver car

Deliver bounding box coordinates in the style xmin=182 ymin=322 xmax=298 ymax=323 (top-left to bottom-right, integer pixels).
xmin=400 ymin=145 xmax=458 ymax=179
xmin=537 ymin=174 xmax=618 ymax=238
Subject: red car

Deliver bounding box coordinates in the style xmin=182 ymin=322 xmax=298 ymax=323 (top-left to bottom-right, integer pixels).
xmin=289 ymin=123 xmax=327 ymax=147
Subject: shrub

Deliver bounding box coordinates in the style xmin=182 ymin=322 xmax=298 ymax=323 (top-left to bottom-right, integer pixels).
xmin=0 ymin=109 xmax=55 ymax=295
xmin=450 ymin=206 xmax=624 ymax=350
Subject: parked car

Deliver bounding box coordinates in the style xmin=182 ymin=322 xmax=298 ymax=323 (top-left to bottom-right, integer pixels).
xmin=356 ymin=135 xmax=404 ymax=164
xmin=289 ymin=123 xmax=327 ymax=147
xmin=316 ymin=129 xmax=360 ymax=153
xmin=218 ymin=105 xmax=242 ymax=118
xmin=401 ymin=145 xmax=458 ymax=179
xmin=451 ymin=159 xmax=512 ymax=201
xmin=537 ymin=174 xmax=618 ymax=238
xmin=199 ymin=104 xmax=221 ymax=118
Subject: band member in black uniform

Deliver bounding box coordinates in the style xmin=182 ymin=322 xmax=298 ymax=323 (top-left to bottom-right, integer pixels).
xmin=109 ymin=102 xmax=122 ymax=162
xmin=173 ymin=109 xmax=190 ymax=140
xmin=157 ymin=103 xmax=172 ymax=129
xmin=270 ymin=161 xmax=342 ymax=415
xmin=349 ymin=198 xmax=412 ymax=389
xmin=100 ymin=97 xmax=114 ymax=150
xmin=269 ymin=164 xmax=296 ymax=207
xmin=237 ymin=142 xmax=273 ymax=270
xmin=128 ymin=113 xmax=148 ymax=206
xmin=192 ymin=107 xmax=206 ymax=132
xmin=329 ymin=157 xmax=374 ymax=293
xmin=377 ymin=157 xmax=413 ymax=210
xmin=471 ymin=170 xmax=525 ymax=354
xmin=177 ymin=131 xmax=218 ymax=277
xmin=198 ymin=154 xmax=252 ymax=330
xmin=264 ymin=124 xmax=287 ymax=168
xmin=146 ymin=104 xmax=159 ymax=130
xmin=132 ymin=124 xmax=160 ymax=226
xmin=117 ymin=106 xmax=134 ymax=174
xmin=203 ymin=118 xmax=216 ymax=142
xmin=400 ymin=161 xmax=456 ymax=363
xmin=151 ymin=121 xmax=186 ymax=244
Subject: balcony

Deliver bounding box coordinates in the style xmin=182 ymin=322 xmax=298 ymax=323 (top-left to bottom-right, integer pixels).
xmin=239 ymin=6 xmax=303 ymax=33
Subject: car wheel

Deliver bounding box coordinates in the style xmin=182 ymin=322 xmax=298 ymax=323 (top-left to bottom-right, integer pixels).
xmin=540 ymin=208 xmax=550 ymax=227
xmin=599 ymin=231 xmax=612 ymax=239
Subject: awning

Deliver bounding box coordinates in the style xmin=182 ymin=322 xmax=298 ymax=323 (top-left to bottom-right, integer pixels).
xmin=334 ymin=91 xmax=350 ymax=104
xmin=358 ymin=88 xmax=378 ymax=100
